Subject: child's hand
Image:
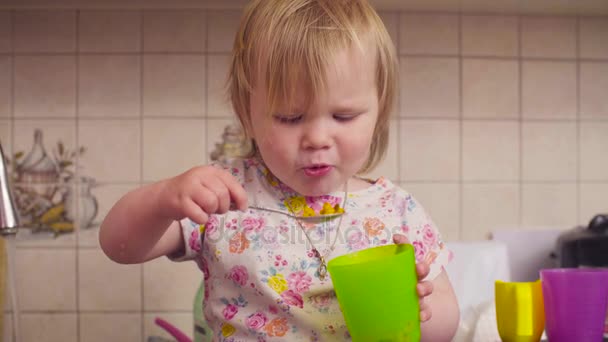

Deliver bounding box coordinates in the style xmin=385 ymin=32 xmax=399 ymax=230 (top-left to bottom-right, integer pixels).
xmin=160 ymin=166 xmax=248 ymax=225
xmin=393 ymin=234 xmax=434 ymax=322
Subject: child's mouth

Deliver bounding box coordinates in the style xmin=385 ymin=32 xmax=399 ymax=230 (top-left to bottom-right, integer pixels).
xmin=303 ymin=165 xmax=332 ymax=177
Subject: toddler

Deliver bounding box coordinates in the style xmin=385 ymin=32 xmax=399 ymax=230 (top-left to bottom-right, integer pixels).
xmin=100 ymin=0 xmax=460 ymax=340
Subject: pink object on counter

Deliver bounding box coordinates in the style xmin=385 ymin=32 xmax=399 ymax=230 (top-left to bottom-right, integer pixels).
xmin=154 ymin=317 xmax=192 ymax=342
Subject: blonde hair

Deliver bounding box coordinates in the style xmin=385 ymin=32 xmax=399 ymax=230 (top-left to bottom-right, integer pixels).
xmin=228 ymin=0 xmax=398 ymax=173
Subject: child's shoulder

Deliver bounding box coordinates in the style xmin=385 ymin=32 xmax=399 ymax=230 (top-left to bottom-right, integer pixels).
xmin=352 ymin=175 xmax=411 ymax=198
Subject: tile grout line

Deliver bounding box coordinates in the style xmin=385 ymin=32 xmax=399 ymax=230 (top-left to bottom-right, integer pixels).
xmin=139 ymin=8 xmax=145 ymax=342
xmin=9 ymin=9 xmax=16 ymax=342
xmin=395 ymin=11 xmax=402 ymax=185
xmin=575 ymin=16 xmax=581 ymax=224
xmin=204 ymin=9 xmax=209 ymax=165
xmin=517 ymin=13 xmax=524 ymax=228
xmin=457 ymin=12 xmax=464 ymax=240
xmin=74 ymin=9 xmax=81 ymax=342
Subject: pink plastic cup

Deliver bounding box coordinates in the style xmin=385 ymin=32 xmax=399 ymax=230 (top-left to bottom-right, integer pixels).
xmin=540 ymin=268 xmax=608 ymax=342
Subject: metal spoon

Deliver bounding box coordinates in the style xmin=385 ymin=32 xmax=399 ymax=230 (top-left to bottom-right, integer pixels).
xmin=247 ymin=205 xmax=344 ymax=221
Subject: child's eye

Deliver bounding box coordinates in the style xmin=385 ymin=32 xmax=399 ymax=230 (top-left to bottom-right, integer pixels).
xmin=333 ymin=114 xmax=357 ymax=122
xmin=274 ymin=114 xmax=303 ymax=124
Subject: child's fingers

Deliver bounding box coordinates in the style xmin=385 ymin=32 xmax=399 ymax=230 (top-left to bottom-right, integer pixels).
xmin=392 ymin=234 xmax=410 ymax=244
xmin=417 ymin=280 xmax=433 ymax=297
xmin=203 ymin=180 xmax=231 ymax=214
xmin=191 ymin=187 xmax=220 ymax=214
xmin=416 ymin=262 xmax=430 ymax=280
xmin=419 ymin=300 xmax=432 ymax=322
xmin=184 ymin=200 xmax=209 ymax=225
xmin=217 ymin=170 xmax=248 ymax=211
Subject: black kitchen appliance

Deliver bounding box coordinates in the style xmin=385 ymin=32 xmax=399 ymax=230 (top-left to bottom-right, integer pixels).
xmin=553 ymin=214 xmax=608 ymax=268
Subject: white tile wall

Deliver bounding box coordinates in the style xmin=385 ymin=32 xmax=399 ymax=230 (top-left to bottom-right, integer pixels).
xmin=580 ymin=62 xmax=608 ymax=118
xmin=15 ymin=249 xmax=77 ymax=311
xmin=521 ymin=16 xmax=577 ymax=59
xmin=0 ymin=56 xmax=10 ymax=118
xmin=461 ymin=15 xmax=518 ymax=57
xmin=78 ymin=249 xmax=142 ymax=311
xmin=0 ymin=7 xmax=606 ymax=342
xmin=14 ymin=55 xmax=77 ymax=118
xmin=400 ymin=57 xmax=459 ymax=118
xmin=78 ymin=10 xmax=142 ymax=52
xmin=0 ymin=12 xmax=11 ymax=52
xmin=80 ymin=313 xmax=143 ymax=342
xmin=462 ymin=183 xmax=520 ymax=240
xmin=143 ymin=10 xmax=206 ymax=52
xmin=522 ymin=60 xmax=577 ymax=119
xmin=399 ymin=14 xmax=459 ymax=55
xmin=580 ymin=121 xmax=608 ymax=181
xmin=400 ymin=120 xmax=460 ymax=181
xmin=78 ymin=119 xmax=141 ymax=182
xmin=142 ymin=55 xmax=206 ymax=117
xmin=20 ymin=313 xmax=77 ymax=342
xmin=462 ymin=121 xmax=519 ymax=181
xmin=13 ymin=10 xmax=76 ymax=53
xmin=522 ymin=122 xmax=578 ymax=181
xmin=579 ymin=17 xmax=608 ymax=59
xmin=462 ymin=59 xmax=519 ymax=119
xmin=521 ymin=183 xmax=578 ymax=227
xmin=78 ymin=55 xmax=141 ymax=118
xmin=206 ymin=54 xmax=233 ymax=118
xmin=142 ymin=118 xmax=206 ymax=181
xmin=142 ymin=257 xmax=201 ymax=311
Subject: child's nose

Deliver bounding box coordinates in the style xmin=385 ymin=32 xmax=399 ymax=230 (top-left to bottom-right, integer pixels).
xmin=301 ymin=122 xmax=331 ymax=150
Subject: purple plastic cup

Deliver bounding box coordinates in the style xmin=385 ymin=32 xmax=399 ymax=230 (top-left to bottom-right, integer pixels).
xmin=540 ymin=268 xmax=608 ymax=342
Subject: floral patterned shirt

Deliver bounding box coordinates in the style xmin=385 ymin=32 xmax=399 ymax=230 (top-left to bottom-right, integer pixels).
xmin=174 ymin=158 xmax=451 ymax=342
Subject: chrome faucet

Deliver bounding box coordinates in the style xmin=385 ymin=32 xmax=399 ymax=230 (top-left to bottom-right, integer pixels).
xmin=0 ymin=142 xmax=20 ymax=235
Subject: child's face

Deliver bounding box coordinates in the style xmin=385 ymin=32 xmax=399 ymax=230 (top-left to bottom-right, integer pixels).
xmin=249 ymin=45 xmax=379 ymax=196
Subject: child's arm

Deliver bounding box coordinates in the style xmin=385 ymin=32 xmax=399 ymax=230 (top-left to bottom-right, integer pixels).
xmin=99 ymin=165 xmax=248 ymax=264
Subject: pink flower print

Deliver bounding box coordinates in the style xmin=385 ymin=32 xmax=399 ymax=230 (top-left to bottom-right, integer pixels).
xmin=197 ymin=256 xmax=210 ymax=280
xmin=261 ymin=228 xmax=280 ymax=249
xmin=281 ymin=290 xmax=304 ymax=308
xmin=310 ymin=292 xmax=333 ymax=309
xmin=286 ymin=271 xmax=312 ymax=293
xmin=188 ymin=229 xmax=201 ymax=253
xmin=242 ymin=216 xmax=265 ymax=236
xmin=347 ymin=231 xmax=369 ymax=251
xmin=274 ymin=255 xmax=288 ymax=267
xmin=223 ymin=304 xmax=239 ymax=320
xmin=268 ymin=305 xmax=279 ymax=315
xmin=205 ymin=216 xmax=219 ymax=236
xmin=422 ymin=224 xmax=437 ymax=247
xmin=412 ymin=241 xmax=427 ymax=263
xmin=394 ymin=196 xmax=407 ymax=216
xmin=225 ymin=218 xmax=239 ymax=230
xmin=227 ymin=265 xmax=249 ymax=287
xmin=204 ymin=282 xmax=210 ymax=300
xmin=401 ymin=224 xmax=410 ymax=234
xmin=245 ymin=312 xmax=268 ymax=330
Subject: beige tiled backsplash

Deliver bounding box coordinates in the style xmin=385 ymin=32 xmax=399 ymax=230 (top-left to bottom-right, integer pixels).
xmin=0 ymin=7 xmax=606 ymax=342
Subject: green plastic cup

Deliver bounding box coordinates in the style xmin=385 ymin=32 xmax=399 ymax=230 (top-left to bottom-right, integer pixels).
xmin=327 ymin=244 xmax=420 ymax=342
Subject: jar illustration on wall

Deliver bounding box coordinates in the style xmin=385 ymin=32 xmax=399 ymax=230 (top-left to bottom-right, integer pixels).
xmin=11 ymin=128 xmax=97 ymax=236
xmin=14 ymin=129 xmax=61 ymax=229
xmin=64 ymin=177 xmax=98 ymax=230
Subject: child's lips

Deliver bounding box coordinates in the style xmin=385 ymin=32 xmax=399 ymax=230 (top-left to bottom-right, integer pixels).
xmin=302 ymin=165 xmax=332 ymax=177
